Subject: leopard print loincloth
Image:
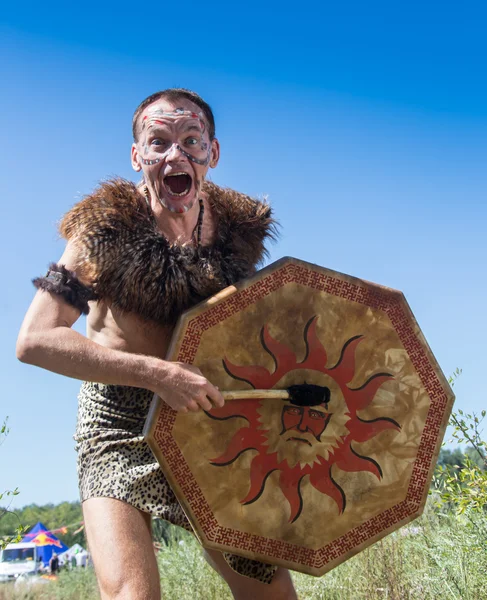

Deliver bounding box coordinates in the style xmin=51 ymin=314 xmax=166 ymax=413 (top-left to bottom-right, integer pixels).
xmin=75 ymin=382 xmax=277 ymax=585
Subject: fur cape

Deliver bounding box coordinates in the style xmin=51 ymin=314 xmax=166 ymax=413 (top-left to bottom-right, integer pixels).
xmin=59 ymin=179 xmax=277 ymax=325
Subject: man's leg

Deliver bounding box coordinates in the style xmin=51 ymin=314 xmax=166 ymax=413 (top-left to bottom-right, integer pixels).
xmin=82 ymin=497 xmax=160 ymax=600
xmin=204 ymin=549 xmax=298 ymax=600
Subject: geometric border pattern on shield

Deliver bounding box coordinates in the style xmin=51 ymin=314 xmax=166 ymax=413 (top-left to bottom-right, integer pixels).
xmin=151 ymin=258 xmax=453 ymax=573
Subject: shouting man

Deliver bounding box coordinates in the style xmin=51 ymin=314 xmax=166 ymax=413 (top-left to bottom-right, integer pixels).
xmin=17 ymin=89 xmax=297 ymax=599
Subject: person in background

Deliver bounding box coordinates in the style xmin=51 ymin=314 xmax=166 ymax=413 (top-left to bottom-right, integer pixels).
xmin=76 ymin=549 xmax=87 ymax=568
xmin=49 ymin=552 xmax=59 ymax=575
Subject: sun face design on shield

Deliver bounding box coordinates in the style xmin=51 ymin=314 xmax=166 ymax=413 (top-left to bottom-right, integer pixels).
xmin=207 ymin=316 xmax=401 ymax=523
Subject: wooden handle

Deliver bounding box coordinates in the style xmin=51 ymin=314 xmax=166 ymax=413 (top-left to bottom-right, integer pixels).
xmin=222 ymin=389 xmax=290 ymax=400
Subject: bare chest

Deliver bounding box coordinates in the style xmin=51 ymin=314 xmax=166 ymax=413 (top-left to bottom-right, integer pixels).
xmin=87 ymin=301 xmax=173 ymax=359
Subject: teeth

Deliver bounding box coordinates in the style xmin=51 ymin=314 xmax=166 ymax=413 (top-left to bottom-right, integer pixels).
xmin=168 ymin=189 xmax=190 ymax=197
xmin=163 ymin=172 xmax=192 ymax=197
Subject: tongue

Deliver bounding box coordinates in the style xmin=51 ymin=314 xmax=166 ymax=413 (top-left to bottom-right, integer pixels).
xmin=165 ymin=174 xmax=191 ymax=194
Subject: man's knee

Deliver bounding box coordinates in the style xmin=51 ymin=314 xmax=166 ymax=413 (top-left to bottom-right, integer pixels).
xmin=202 ymin=548 xmax=297 ymax=600
xmin=82 ymin=498 xmax=159 ymax=599
xmin=96 ymin=570 xmax=159 ymax=600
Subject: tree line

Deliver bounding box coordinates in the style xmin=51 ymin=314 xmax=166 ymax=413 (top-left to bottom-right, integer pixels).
xmin=0 ymin=501 xmax=84 ymax=549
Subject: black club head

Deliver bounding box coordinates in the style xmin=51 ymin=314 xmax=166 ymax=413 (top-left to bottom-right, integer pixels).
xmin=287 ymin=384 xmax=331 ymax=407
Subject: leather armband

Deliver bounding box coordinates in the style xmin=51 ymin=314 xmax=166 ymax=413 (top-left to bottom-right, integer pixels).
xmin=33 ymin=263 xmax=97 ymax=315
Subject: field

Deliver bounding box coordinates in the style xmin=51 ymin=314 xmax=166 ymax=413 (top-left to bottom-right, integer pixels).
xmin=1 ymin=498 xmax=485 ymax=600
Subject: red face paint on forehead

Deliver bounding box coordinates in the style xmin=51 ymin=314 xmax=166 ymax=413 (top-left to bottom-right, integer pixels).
xmin=135 ymin=103 xmax=216 ymax=215
xmin=137 ymin=105 xmax=212 ymax=169
xmin=142 ymin=106 xmax=208 ymax=136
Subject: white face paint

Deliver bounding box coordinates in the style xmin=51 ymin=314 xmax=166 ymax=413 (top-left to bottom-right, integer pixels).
xmin=140 ymin=107 xmax=211 ymax=167
xmin=135 ymin=105 xmax=213 ymax=213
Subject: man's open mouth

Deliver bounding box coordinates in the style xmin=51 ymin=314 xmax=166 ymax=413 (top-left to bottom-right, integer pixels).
xmin=163 ymin=172 xmax=193 ymax=197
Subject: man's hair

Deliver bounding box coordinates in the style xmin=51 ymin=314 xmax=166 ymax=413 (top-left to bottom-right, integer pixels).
xmin=132 ymin=88 xmax=216 ymax=141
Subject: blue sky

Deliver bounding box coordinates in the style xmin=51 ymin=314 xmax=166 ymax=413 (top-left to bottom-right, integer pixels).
xmin=1 ymin=1 xmax=486 ymax=510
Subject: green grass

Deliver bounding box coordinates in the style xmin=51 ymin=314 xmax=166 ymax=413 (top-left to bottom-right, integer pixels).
xmin=1 ymin=500 xmax=486 ymax=599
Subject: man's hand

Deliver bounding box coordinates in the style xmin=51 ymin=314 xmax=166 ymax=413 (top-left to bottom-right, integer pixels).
xmin=152 ymin=361 xmax=225 ymax=413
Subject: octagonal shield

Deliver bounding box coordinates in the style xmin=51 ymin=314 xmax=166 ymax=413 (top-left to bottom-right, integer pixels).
xmin=144 ymin=257 xmax=454 ymax=576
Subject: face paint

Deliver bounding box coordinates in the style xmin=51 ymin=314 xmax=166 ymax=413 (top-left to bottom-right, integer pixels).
xmin=139 ymin=107 xmax=211 ymax=166
xmin=139 ymin=142 xmax=210 ymax=167
xmin=137 ymin=105 xmax=214 ymax=213
xmin=143 ymin=106 xmax=207 ymax=135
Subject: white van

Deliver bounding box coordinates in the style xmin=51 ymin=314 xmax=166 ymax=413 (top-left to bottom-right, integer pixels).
xmin=0 ymin=542 xmax=41 ymax=582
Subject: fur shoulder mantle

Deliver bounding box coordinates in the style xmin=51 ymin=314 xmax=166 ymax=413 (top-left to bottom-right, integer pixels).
xmin=59 ymin=178 xmax=277 ymax=325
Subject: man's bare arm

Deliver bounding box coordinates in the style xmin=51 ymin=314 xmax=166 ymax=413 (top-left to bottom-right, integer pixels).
xmin=17 ymin=245 xmax=224 ymax=412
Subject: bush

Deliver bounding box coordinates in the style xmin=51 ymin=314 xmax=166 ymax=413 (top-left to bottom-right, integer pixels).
xmin=0 ymin=418 xmax=26 ymax=549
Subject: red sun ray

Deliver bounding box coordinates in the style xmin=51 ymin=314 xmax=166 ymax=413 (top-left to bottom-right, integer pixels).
xmin=222 ymin=359 xmax=273 ymax=390
xmin=279 ymin=468 xmax=306 ymax=523
xmin=333 ymin=444 xmax=382 ymax=479
xmin=209 ymin=427 xmax=265 ymax=466
xmin=309 ymin=463 xmax=346 ymax=513
xmin=347 ymin=373 xmax=395 ymax=412
xmin=299 ymin=316 xmax=328 ymax=370
xmin=223 ymin=324 xmax=304 ymax=390
xmin=240 ymin=453 xmax=279 ymax=505
xmin=208 ymin=399 xmax=262 ymax=426
xmin=329 ymin=335 xmax=364 ymax=386
xmin=347 ymin=416 xmax=401 ymax=442
xmin=261 ymin=324 xmax=298 ymax=378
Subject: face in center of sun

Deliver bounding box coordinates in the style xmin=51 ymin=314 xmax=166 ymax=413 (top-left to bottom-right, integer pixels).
xmin=136 ymin=104 xmax=213 ymax=213
xmin=280 ymin=404 xmax=332 ymax=445
xmin=257 ymin=385 xmax=351 ymax=469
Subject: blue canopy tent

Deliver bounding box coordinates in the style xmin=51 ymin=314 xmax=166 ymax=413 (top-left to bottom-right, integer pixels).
xmin=22 ymin=522 xmax=69 ymax=566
